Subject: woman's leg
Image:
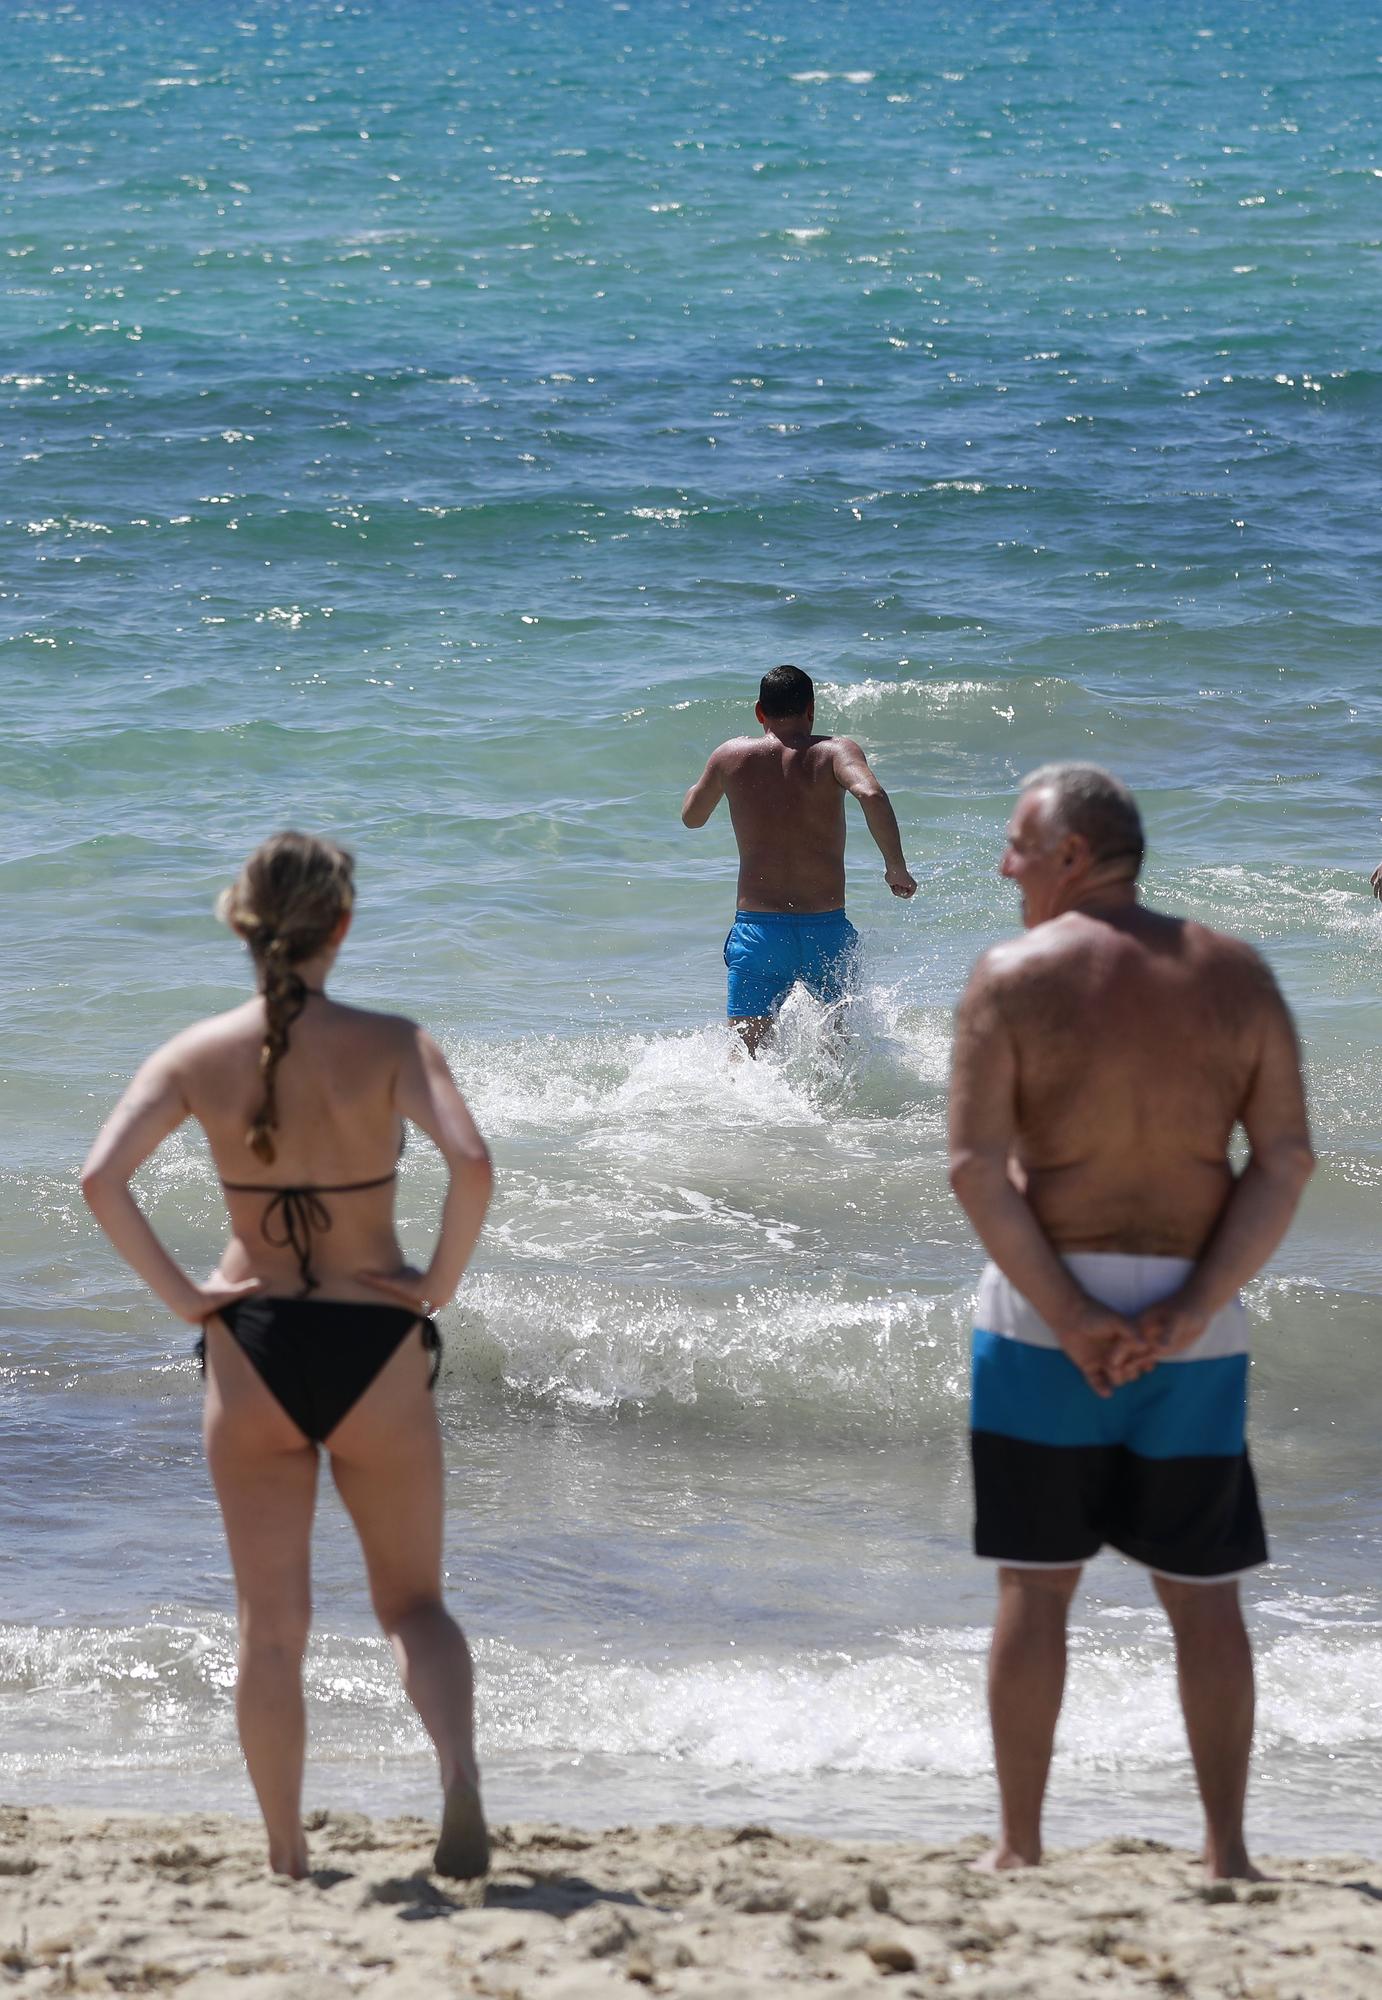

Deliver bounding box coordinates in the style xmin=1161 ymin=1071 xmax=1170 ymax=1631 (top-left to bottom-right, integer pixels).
xmin=326 ymin=1328 xmax=487 ymax=1877
xmin=202 ymin=1318 xmax=319 ymax=1878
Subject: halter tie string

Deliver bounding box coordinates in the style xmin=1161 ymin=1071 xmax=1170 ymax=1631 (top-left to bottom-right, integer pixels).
xmin=220 ymin=1171 xmax=397 ymax=1297
xmin=257 ymin=1185 xmax=333 ymax=1295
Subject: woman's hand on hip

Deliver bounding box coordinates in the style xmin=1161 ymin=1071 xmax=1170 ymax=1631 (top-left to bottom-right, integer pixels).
xmin=185 ymin=1276 xmax=262 ymax=1324
xmin=356 ymin=1263 xmax=448 ymax=1315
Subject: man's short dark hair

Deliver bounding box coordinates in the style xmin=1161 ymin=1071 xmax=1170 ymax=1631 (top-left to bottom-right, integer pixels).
xmin=1020 ymin=762 xmax=1146 ymax=878
xmin=759 ymin=664 xmax=815 ymax=717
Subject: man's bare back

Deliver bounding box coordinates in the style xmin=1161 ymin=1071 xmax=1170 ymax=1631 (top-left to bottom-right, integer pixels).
xmin=949 ymin=774 xmax=1312 ymax=1343
xmin=972 ymin=906 xmax=1277 ymax=1259
xmin=698 ymin=732 xmax=863 ymax=912
xmin=681 ymin=668 xmax=916 ymax=913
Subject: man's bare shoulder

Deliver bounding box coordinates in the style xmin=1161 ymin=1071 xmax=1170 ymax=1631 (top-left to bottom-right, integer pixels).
xmin=957 ymin=936 xmax=1037 ymax=1012
xmin=708 ymin=735 xmax=762 ymax=767
xmin=967 ymin=923 xmax=1075 ymax=990
xmin=1176 ymin=915 xmax=1265 ymax=967
xmin=988 ymin=909 xmax=1266 ymax=966
xmin=1176 ymin=918 xmax=1285 ymax=1009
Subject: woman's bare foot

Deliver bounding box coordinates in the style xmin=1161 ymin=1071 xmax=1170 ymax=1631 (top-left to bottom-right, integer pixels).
xmin=433 ymin=1778 xmax=489 ymax=1880
xmin=972 ymin=1842 xmax=1040 ymax=1873
xmin=268 ymin=1840 xmax=309 ymax=1880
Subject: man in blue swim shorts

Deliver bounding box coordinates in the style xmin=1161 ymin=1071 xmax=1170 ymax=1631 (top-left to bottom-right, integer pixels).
xmin=681 ymin=665 xmax=916 ymax=1053
xmin=948 ymin=763 xmax=1313 ymax=1880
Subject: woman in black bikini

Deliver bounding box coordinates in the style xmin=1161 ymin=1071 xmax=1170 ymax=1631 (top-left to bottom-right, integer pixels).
xmin=80 ymin=831 xmax=493 ymax=1880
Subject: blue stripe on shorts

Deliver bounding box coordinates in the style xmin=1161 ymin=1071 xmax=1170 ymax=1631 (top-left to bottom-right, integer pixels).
xmin=971 ymin=1327 xmax=1249 ymax=1460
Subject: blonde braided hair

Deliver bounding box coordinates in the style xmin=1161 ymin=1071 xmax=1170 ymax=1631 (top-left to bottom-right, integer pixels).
xmin=216 ymin=831 xmax=355 ymax=1165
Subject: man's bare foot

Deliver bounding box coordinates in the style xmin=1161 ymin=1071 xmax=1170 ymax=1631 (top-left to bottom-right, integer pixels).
xmin=433 ymin=1777 xmax=489 ymax=1880
xmin=972 ymin=1843 xmax=1039 ymax=1873
xmin=268 ymin=1843 xmax=309 ymax=1880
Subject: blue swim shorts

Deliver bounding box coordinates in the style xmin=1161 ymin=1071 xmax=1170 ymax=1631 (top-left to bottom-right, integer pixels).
xmin=970 ymin=1254 xmax=1267 ymax=1583
xmin=723 ymin=909 xmax=860 ymax=1020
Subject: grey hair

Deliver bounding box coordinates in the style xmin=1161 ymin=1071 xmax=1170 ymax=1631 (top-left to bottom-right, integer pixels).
xmin=1019 ymin=763 xmax=1145 ymax=877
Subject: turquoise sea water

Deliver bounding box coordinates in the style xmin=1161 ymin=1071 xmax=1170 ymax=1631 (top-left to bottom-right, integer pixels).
xmin=2 ymin=0 xmax=1381 ymax=1852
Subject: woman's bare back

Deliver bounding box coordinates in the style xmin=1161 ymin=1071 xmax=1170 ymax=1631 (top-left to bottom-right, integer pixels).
xmin=177 ymin=995 xmax=416 ymax=1301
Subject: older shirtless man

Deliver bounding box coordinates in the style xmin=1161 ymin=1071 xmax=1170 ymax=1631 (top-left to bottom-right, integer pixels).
xmin=681 ymin=665 xmax=916 ymax=1052
xmin=948 ymin=764 xmax=1313 ymax=1879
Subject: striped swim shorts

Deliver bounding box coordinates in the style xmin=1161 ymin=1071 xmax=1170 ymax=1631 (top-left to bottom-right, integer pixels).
xmin=970 ymin=1254 xmax=1267 ymax=1583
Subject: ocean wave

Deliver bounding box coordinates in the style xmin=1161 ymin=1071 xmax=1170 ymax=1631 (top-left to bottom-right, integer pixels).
xmin=1172 ymin=865 xmax=1382 ymax=949
xmin=447 ymin=1270 xmax=969 ymax=1424
xmin=481 ymin=1623 xmax=1382 ymax=1777
xmin=818 ymin=678 xmax=1002 ymax=714
xmin=441 ymin=1255 xmax=1382 ymax=1432
xmin=0 ymin=1613 xmax=1376 ymax=1795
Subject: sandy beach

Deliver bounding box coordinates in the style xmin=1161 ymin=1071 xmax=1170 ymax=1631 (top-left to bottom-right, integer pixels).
xmin=0 ymin=1804 xmax=1376 ymax=1998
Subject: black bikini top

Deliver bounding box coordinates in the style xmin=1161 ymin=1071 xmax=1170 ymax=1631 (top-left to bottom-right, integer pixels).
xmin=222 ymin=985 xmax=405 ymax=1296
xmin=220 ymin=1170 xmax=397 ymax=1297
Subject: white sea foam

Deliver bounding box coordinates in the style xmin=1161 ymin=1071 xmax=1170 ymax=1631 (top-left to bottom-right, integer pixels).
xmin=819 ymin=678 xmax=998 ymax=713
xmin=449 ymin=1269 xmax=968 ymax=1421
xmin=448 ymin=1023 xmax=824 ymax=1140
xmin=483 ymin=1625 xmax=1382 ymax=1777
xmin=444 ymin=995 xmax=920 ymax=1143
xmin=1176 ymin=865 xmax=1382 ymax=948
xmin=1 ymin=1615 xmax=1376 ymax=1795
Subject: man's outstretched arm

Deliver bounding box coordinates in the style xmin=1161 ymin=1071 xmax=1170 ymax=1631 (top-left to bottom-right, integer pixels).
xmin=681 ymin=749 xmax=726 ymax=828
xmin=833 ymin=738 xmax=916 ymax=897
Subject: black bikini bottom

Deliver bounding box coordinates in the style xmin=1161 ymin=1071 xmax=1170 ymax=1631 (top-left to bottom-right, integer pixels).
xmin=201 ymin=1297 xmax=441 ymax=1445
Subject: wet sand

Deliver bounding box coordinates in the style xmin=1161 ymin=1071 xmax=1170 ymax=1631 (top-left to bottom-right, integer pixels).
xmin=0 ymin=1803 xmax=1377 ymax=1996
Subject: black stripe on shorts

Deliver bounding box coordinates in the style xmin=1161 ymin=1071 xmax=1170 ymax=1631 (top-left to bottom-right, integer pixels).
xmin=971 ymin=1430 xmax=1268 ymax=1579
